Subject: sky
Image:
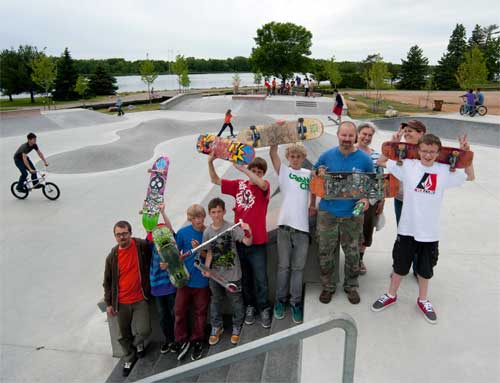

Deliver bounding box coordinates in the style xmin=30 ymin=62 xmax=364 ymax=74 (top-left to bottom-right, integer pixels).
xmin=1 ymin=0 xmax=499 ymax=65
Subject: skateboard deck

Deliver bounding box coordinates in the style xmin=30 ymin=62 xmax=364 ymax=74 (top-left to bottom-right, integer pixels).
xmin=381 ymin=141 xmax=474 ymax=172
xmin=152 ymin=226 xmax=190 ymax=288
xmin=236 ymin=117 xmax=324 ymax=148
xmin=310 ymin=171 xmax=396 ymax=200
xmin=142 ymin=156 xmax=169 ymax=232
xmin=196 ymin=134 xmax=255 ymax=164
xmin=193 ymin=259 xmax=240 ymax=293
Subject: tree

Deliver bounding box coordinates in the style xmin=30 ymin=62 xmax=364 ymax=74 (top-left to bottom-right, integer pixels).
xmin=180 ymin=69 xmax=190 ymax=91
xmin=0 ymin=48 xmax=22 ymax=101
xmin=323 ymin=56 xmax=342 ymax=89
xmin=398 ymin=45 xmax=429 ymax=89
xmin=434 ymin=24 xmax=467 ymax=90
xmin=74 ymin=74 xmax=89 ymax=100
xmin=53 ymin=48 xmax=79 ymax=100
xmin=250 ymin=22 xmax=312 ymax=82
xmin=456 ymin=46 xmax=488 ymax=89
xmin=18 ymin=45 xmax=40 ymax=103
xmin=88 ymin=64 xmax=117 ymax=96
xmin=362 ymin=53 xmax=384 ymax=88
xmin=31 ymin=53 xmax=57 ymax=107
xmin=140 ymin=56 xmax=158 ymax=102
xmin=483 ymin=25 xmax=500 ymax=81
xmin=232 ymin=73 xmax=241 ymax=94
xmin=468 ymin=24 xmax=487 ymax=49
xmin=253 ymin=72 xmax=263 ymax=92
xmin=367 ymin=56 xmax=391 ymax=111
xmin=172 ymin=54 xmax=188 ymax=92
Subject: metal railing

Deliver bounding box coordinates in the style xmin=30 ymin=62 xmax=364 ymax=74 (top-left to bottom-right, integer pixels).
xmin=134 ymin=313 xmax=357 ymax=383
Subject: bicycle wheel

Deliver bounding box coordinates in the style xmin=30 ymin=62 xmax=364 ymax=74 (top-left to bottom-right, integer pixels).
xmin=459 ymin=105 xmax=465 ymax=115
xmin=11 ymin=182 xmax=29 ymax=199
xmin=477 ymin=105 xmax=487 ymax=116
xmin=42 ymin=182 xmax=60 ymax=200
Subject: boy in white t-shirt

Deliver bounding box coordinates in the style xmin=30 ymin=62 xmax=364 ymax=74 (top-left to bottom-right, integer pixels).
xmin=371 ymin=133 xmax=475 ymax=324
xmin=269 ymin=143 xmax=312 ymax=323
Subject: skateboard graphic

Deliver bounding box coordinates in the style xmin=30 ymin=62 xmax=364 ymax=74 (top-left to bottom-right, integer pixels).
xmin=196 ymin=134 xmax=255 ymax=165
xmin=381 ymin=141 xmax=474 ymax=172
xmin=142 ymin=156 xmax=169 ymax=232
xmin=310 ymin=171 xmax=393 ymax=201
xmin=236 ymin=117 xmax=324 ymax=148
xmin=152 ymin=226 xmax=190 ymax=288
xmin=182 ymin=221 xmax=243 ymax=293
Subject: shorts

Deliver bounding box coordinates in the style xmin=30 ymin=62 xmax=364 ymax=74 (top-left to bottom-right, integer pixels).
xmin=392 ymin=235 xmax=439 ymax=279
xmin=333 ymin=106 xmax=343 ymax=117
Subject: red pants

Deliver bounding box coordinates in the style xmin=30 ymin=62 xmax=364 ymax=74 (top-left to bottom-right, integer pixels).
xmin=174 ymin=286 xmax=210 ymax=342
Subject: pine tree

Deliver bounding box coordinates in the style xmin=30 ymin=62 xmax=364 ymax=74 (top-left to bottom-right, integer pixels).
xmin=398 ymin=45 xmax=429 ymax=89
xmin=434 ymin=24 xmax=467 ymax=90
xmin=483 ymin=25 xmax=500 ymax=81
xmin=88 ymin=64 xmax=118 ymax=96
xmin=53 ymin=48 xmax=79 ymax=100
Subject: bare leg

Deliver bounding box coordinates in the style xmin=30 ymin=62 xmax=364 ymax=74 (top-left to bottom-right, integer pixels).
xmin=417 ymin=276 xmax=429 ymax=300
xmin=388 ymin=272 xmax=403 ymax=296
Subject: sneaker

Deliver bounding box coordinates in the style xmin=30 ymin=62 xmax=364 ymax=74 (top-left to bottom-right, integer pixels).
xmin=122 ymin=361 xmax=135 ymax=377
xmin=136 ymin=343 xmax=145 ymax=358
xmin=345 ymin=288 xmax=361 ymax=304
xmin=290 ymin=305 xmax=303 ymax=324
xmin=208 ymin=327 xmax=224 ymax=346
xmin=160 ymin=342 xmax=174 ymax=354
xmin=371 ymin=294 xmax=397 ymax=312
xmin=244 ymin=306 xmax=255 ymax=325
xmin=273 ymin=302 xmax=285 ymax=320
xmin=260 ymin=308 xmax=272 ymax=329
xmin=230 ymin=326 xmax=242 ymax=345
xmin=191 ymin=341 xmax=204 ymax=360
xmin=417 ymin=299 xmax=437 ymax=324
xmin=176 ymin=341 xmax=191 ymax=361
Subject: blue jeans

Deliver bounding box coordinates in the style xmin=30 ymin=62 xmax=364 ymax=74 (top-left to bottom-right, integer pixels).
xmin=154 ymin=293 xmax=176 ymax=343
xmin=14 ymin=157 xmax=38 ymax=188
xmin=236 ymin=243 xmax=270 ymax=312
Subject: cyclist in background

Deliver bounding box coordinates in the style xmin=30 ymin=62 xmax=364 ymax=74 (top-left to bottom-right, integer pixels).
xmin=13 ymin=132 xmax=48 ymax=192
xmin=460 ymin=89 xmax=476 ymax=116
xmin=475 ymin=88 xmax=484 ymax=106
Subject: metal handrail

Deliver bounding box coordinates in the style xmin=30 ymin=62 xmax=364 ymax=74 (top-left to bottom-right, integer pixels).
xmin=134 ymin=313 xmax=357 ymax=383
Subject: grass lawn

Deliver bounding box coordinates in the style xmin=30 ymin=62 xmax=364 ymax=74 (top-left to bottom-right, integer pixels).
xmin=345 ymin=95 xmax=430 ymax=119
xmin=0 ymin=95 xmax=110 ymax=110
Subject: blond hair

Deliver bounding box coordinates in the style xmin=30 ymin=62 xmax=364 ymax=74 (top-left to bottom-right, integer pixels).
xmin=285 ymin=143 xmax=307 ymax=159
xmin=186 ymin=204 xmax=206 ymax=221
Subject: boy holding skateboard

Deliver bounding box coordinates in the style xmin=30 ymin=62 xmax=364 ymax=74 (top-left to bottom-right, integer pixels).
xmin=372 ymin=134 xmax=475 ymax=324
xmin=269 ymin=143 xmax=311 ymax=323
xmin=202 ymin=198 xmax=252 ymax=345
xmin=208 ymin=153 xmax=273 ymax=328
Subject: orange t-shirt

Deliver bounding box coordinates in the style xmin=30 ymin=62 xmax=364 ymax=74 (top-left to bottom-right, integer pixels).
xmin=224 ymin=113 xmax=232 ymax=124
xmin=117 ymin=239 xmax=144 ymax=304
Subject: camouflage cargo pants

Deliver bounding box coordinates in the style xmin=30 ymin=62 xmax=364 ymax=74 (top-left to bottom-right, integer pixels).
xmin=317 ymin=210 xmax=363 ymax=291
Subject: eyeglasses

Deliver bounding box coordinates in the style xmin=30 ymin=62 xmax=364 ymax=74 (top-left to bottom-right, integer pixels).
xmin=115 ymin=232 xmax=130 ymax=238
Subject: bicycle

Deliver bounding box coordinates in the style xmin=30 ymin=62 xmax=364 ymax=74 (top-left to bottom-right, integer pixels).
xmin=11 ymin=166 xmax=60 ymax=200
xmin=459 ymin=100 xmax=487 ymax=116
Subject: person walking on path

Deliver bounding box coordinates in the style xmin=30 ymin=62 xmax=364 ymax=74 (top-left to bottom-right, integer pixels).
xmin=103 ymin=221 xmax=152 ymax=377
xmin=310 ymin=121 xmax=373 ymax=305
xmin=331 ymin=89 xmax=344 ymax=124
xmin=217 ymin=109 xmax=236 ymax=138
xmin=13 ymin=132 xmax=48 ymax=192
xmin=304 ymin=77 xmax=310 ymax=97
xmin=117 ymin=97 xmax=125 ymax=116
xmin=271 ymin=78 xmax=277 ymax=96
xmin=371 ymin=133 xmax=475 ymax=324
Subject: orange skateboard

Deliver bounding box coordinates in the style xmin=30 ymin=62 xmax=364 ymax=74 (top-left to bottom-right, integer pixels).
xmin=381 ymin=141 xmax=473 ymax=172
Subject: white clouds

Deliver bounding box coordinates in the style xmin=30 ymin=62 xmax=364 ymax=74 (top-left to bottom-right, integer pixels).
xmin=1 ymin=0 xmax=499 ymax=64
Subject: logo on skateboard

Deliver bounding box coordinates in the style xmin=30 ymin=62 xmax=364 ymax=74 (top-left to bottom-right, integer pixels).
xmin=415 ymin=173 xmax=437 ymax=194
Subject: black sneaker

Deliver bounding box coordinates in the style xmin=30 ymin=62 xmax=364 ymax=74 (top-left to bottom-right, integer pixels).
xmin=177 ymin=341 xmax=190 ymax=361
xmin=160 ymin=342 xmax=174 ymax=354
xmin=122 ymin=360 xmax=135 ymax=377
xmin=136 ymin=343 xmax=146 ymax=358
xmin=191 ymin=341 xmax=204 ymax=360
xmin=244 ymin=306 xmax=255 ymax=325
xmin=260 ymin=307 xmax=272 ymax=329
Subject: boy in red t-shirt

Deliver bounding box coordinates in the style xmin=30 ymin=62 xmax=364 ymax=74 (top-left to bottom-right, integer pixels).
xmin=207 ymin=153 xmax=272 ymax=328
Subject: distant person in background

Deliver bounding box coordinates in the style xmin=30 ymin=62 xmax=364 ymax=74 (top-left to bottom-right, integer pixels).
xmin=117 ymin=97 xmax=125 ymax=116
xmin=217 ymin=109 xmax=236 ymax=138
xmin=304 ymin=77 xmax=310 ymax=97
xmin=295 ymin=75 xmax=301 ymax=87
xmin=460 ymin=89 xmax=475 ymax=115
xmin=264 ymin=79 xmax=271 ymax=96
xmin=13 ymin=132 xmax=48 ymax=192
xmin=285 ymin=82 xmax=291 ymax=95
xmin=309 ymin=78 xmax=315 ymax=97
xmin=475 ymin=88 xmax=484 ymax=106
xmin=331 ymin=89 xmax=344 ymax=123
xmin=272 ymin=78 xmax=277 ymax=96
xmin=290 ymin=79 xmax=296 ymax=95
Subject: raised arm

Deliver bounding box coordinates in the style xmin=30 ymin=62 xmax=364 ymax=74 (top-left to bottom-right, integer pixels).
xmin=159 ymin=203 xmax=174 ymax=232
xmin=269 ymin=144 xmax=281 ymax=174
xmin=208 ymin=152 xmax=221 ymax=185
xmin=458 ymin=133 xmax=475 ymax=181
xmin=233 ymin=164 xmax=268 ymax=191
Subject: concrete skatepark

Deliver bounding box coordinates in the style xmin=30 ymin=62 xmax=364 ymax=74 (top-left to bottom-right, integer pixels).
xmin=0 ymin=95 xmax=499 ymax=382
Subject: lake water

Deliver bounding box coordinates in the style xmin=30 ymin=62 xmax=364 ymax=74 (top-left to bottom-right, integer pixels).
xmin=1 ymin=72 xmax=259 ymax=99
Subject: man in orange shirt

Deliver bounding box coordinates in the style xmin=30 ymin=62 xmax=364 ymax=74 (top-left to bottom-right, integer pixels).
xmin=103 ymin=221 xmax=152 ymax=377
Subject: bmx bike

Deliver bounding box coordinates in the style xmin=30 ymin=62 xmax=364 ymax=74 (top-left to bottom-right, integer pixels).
xmin=11 ymin=167 xmax=60 ymax=200
xmin=459 ymin=101 xmax=487 ymax=117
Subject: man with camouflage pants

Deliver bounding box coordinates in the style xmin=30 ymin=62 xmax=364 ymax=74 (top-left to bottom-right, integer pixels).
xmin=310 ymin=121 xmax=373 ymax=304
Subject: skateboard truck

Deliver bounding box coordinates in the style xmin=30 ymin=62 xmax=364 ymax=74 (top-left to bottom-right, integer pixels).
xmin=396 ymin=143 xmax=407 ymax=166
xmin=448 ymin=151 xmax=459 ymax=172
xmin=297 ymin=117 xmax=307 ymax=140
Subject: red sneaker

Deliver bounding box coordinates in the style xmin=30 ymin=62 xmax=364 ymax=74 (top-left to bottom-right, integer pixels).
xmin=371 ymin=294 xmax=397 ymax=312
xmin=417 ymin=299 xmax=437 ymax=324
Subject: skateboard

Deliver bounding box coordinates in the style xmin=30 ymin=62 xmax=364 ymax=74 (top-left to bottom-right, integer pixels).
xmin=381 ymin=141 xmax=474 ymax=172
xmin=236 ymin=117 xmax=324 ymax=148
xmin=152 ymin=226 xmax=190 ymax=288
xmin=182 ymin=221 xmax=242 ymax=293
xmin=327 ymin=116 xmax=339 ymax=124
xmin=196 ymin=134 xmax=255 ymax=165
xmin=310 ymin=171 xmax=396 ymax=200
xmin=142 ymin=156 xmax=169 ymax=232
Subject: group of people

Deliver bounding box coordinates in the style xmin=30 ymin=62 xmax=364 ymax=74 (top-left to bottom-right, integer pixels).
xmin=460 ymin=88 xmax=485 ymax=115
xmin=101 ymin=117 xmax=475 ymax=377
xmin=264 ymin=75 xmax=315 ymax=97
